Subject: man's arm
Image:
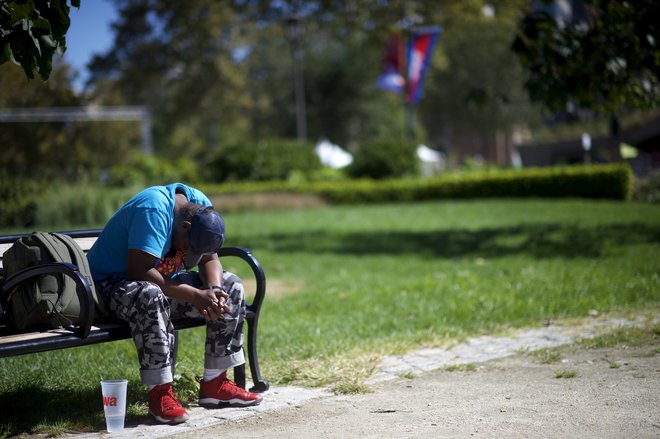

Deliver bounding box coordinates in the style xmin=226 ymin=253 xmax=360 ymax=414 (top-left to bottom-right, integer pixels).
xmin=126 ymin=249 xmax=228 ymax=319
xmin=197 ymin=253 xmax=229 ymax=311
xmin=198 ymin=253 xmax=223 ymax=288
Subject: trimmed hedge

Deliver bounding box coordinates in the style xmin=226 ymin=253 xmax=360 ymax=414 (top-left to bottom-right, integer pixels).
xmin=200 ymin=164 xmax=633 ymax=204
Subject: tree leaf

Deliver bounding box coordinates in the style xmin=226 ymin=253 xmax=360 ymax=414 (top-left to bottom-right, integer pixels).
xmin=0 ymin=42 xmax=11 ymax=64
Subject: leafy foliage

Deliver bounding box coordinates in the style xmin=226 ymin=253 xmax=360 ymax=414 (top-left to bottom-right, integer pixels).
xmin=34 ymin=184 xmax=137 ymax=228
xmin=0 ymin=173 xmax=40 ymax=227
xmin=634 ymin=169 xmax=660 ymax=203
xmin=85 ymin=0 xmax=535 ymax=158
xmin=6 ymin=0 xmax=652 ymax=187
xmin=86 ymin=1 xmax=251 ymax=158
xmin=0 ymin=0 xmax=79 ymax=80
xmin=347 ymin=139 xmax=419 ymax=180
xmin=304 ymin=39 xmax=403 ymax=145
xmin=207 ymin=138 xmax=321 ymax=183
xmin=512 ymin=0 xmax=660 ymax=114
xmin=421 ymin=0 xmax=541 ymax=158
xmin=108 ymin=154 xmax=201 ymax=187
xmin=0 ymin=62 xmax=142 ymax=181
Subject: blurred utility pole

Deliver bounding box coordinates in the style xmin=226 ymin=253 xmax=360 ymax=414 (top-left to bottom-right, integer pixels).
xmin=285 ymin=13 xmax=307 ymax=143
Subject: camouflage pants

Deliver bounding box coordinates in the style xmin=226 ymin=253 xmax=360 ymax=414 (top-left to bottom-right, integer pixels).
xmin=95 ymin=271 xmax=246 ymax=385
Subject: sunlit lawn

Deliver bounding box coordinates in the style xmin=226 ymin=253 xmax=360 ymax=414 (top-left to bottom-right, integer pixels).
xmin=1 ymin=198 xmax=659 ymax=437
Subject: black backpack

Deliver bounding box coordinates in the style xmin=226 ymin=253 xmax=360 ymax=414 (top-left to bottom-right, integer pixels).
xmin=1 ymin=232 xmax=106 ymax=330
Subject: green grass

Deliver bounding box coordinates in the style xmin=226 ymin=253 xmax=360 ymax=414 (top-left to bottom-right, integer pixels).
xmin=578 ymin=325 xmax=660 ymax=350
xmin=526 ymin=323 xmax=659 ymax=367
xmin=1 ymin=199 xmax=659 ymax=436
xmin=527 ymin=348 xmax=563 ymax=364
xmin=554 ymin=370 xmax=578 ymax=379
xmin=398 ymin=372 xmax=417 ymax=379
xmin=443 ymin=364 xmax=478 ymax=372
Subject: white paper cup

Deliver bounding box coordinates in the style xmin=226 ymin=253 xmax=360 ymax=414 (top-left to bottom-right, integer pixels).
xmin=100 ymin=379 xmax=128 ymax=433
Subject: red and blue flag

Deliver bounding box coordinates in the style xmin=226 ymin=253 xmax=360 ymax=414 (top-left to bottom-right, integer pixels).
xmin=405 ymin=26 xmax=441 ymax=105
xmin=377 ymin=26 xmax=441 ymax=106
xmin=376 ymin=33 xmax=406 ymax=94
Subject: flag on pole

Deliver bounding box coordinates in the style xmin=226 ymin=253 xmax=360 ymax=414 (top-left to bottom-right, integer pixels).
xmin=376 ymin=33 xmax=406 ymax=94
xmin=406 ymin=26 xmax=441 ymax=105
xmin=376 ymin=26 xmax=442 ymax=106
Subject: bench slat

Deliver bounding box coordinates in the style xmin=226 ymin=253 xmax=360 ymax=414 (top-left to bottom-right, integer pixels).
xmin=0 ymin=319 xmax=210 ymax=355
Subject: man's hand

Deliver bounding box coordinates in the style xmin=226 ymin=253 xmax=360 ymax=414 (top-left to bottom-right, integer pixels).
xmin=194 ymin=287 xmax=229 ymax=320
xmin=126 ymin=249 xmax=229 ymax=320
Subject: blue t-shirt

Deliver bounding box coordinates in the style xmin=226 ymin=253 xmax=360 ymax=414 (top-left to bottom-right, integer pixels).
xmin=87 ymin=183 xmax=212 ymax=282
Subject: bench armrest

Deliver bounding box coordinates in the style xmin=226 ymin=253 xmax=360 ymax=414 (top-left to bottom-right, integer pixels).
xmin=0 ymin=262 xmax=95 ymax=339
xmin=217 ymin=246 xmax=266 ymax=314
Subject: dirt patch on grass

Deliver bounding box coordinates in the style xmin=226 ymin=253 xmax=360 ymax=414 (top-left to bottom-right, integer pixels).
xmin=242 ymin=278 xmax=306 ymax=299
xmin=210 ymin=192 xmax=327 ymax=212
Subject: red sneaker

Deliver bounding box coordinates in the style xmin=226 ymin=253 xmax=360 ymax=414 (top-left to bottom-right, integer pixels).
xmin=148 ymin=383 xmax=190 ymax=424
xmin=198 ymin=372 xmax=263 ymax=407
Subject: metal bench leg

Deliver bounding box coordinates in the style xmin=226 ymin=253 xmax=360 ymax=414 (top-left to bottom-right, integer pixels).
xmin=245 ymin=307 xmax=269 ymax=393
xmin=233 ymin=311 xmax=268 ymax=392
xmin=234 ymin=363 xmax=246 ymax=389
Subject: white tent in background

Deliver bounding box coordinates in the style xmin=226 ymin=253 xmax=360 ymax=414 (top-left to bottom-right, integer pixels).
xmin=416 ymin=144 xmax=444 ymax=176
xmin=315 ymin=139 xmax=353 ymax=169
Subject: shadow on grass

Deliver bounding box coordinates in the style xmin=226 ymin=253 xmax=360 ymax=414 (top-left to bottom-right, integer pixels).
xmin=0 ymin=381 xmax=149 ymax=437
xmin=243 ymin=222 xmax=660 ymax=259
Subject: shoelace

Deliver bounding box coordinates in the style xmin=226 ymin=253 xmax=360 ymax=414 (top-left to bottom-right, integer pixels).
xmin=220 ymin=377 xmax=242 ymax=390
xmin=159 ymin=386 xmax=182 ymax=411
xmin=220 ymin=378 xmax=252 ymax=397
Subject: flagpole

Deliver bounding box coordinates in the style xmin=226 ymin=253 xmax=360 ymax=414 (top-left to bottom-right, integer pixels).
xmin=403 ymin=26 xmax=417 ymax=144
xmin=405 ymin=102 xmax=414 ymax=142
xmin=402 ymin=4 xmax=414 ymax=143
xmin=401 ymin=0 xmax=414 ymax=142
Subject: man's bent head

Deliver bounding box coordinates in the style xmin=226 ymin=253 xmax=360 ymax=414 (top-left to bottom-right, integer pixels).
xmin=176 ymin=204 xmax=225 ymax=268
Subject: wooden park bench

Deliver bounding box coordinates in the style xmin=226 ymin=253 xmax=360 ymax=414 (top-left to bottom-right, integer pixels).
xmin=0 ymin=229 xmax=269 ymax=393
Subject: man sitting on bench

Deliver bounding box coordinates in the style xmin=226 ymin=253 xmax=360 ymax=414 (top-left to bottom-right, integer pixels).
xmin=87 ymin=183 xmax=263 ymax=424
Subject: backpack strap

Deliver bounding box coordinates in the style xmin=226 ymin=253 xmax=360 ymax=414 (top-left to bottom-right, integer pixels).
xmin=50 ymin=233 xmax=107 ymax=316
xmin=32 ymin=232 xmax=76 ymax=314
